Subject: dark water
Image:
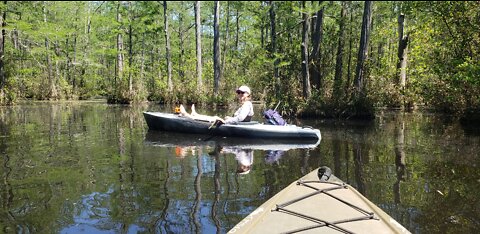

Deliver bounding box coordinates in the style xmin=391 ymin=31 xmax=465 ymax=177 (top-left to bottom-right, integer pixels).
xmin=0 ymin=101 xmax=479 ymax=233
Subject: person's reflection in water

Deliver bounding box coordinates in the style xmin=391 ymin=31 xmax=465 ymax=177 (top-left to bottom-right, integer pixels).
xmin=221 ymin=147 xmax=253 ymax=175
xmin=175 ymin=146 xmax=196 ymax=158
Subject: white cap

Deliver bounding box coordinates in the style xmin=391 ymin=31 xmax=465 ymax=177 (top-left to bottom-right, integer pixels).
xmin=236 ymin=85 xmax=251 ymax=95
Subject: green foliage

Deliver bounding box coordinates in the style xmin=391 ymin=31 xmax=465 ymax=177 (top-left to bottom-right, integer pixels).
xmin=0 ymin=1 xmax=478 ymax=119
xmin=0 ymin=79 xmax=16 ymax=105
xmin=401 ymin=1 xmax=480 ymax=114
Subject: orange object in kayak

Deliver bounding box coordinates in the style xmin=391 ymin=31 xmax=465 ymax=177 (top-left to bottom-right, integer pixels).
xmin=174 ymin=106 xmax=181 ymax=114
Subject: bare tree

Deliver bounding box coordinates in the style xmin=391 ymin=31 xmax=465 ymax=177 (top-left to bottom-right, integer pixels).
xmin=222 ymin=2 xmax=229 ymax=75
xmin=235 ymin=7 xmax=239 ymax=50
xmin=397 ymin=14 xmax=408 ymax=90
xmin=115 ymin=2 xmax=124 ymax=96
xmin=195 ymin=1 xmax=202 ymax=91
xmin=345 ymin=2 xmax=354 ymax=94
xmin=178 ymin=4 xmax=185 ymax=80
xmin=310 ymin=2 xmax=324 ymax=90
xmin=269 ymin=1 xmax=279 ymax=88
xmin=213 ymin=1 xmax=221 ymax=96
xmin=127 ymin=1 xmax=133 ymax=93
xmin=44 ymin=1 xmax=57 ymax=99
xmin=333 ymin=1 xmax=347 ymax=100
xmin=163 ymin=1 xmax=172 ymax=91
xmin=353 ymin=1 xmax=372 ymax=97
xmin=0 ymin=0 xmax=6 ymax=102
xmin=301 ymin=1 xmax=311 ymax=99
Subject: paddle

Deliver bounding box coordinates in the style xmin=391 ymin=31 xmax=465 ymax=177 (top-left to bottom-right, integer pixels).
xmin=208 ymin=118 xmax=224 ymax=129
xmin=203 ymin=118 xmax=224 ymax=141
xmin=274 ymin=101 xmax=281 ymax=111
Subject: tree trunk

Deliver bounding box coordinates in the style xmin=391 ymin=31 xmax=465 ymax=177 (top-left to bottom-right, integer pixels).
xmin=222 ymin=2 xmax=229 ymax=75
xmin=310 ymin=1 xmax=317 ymax=40
xmin=66 ymin=39 xmax=71 ymax=87
xmin=333 ymin=1 xmax=347 ymax=100
xmin=149 ymin=45 xmax=155 ymax=91
xmin=0 ymin=1 xmax=6 ymax=96
xmin=353 ymin=1 xmax=372 ymax=97
xmin=72 ymin=35 xmax=77 ymax=93
xmin=397 ymin=14 xmax=408 ymax=89
xmin=213 ymin=1 xmax=221 ymax=96
xmin=116 ymin=2 xmax=124 ymax=93
xmin=235 ymin=8 xmax=239 ymax=50
xmin=195 ymin=1 xmax=203 ymax=91
xmin=310 ymin=2 xmax=324 ymax=89
xmin=44 ymin=2 xmax=57 ymax=100
xmin=128 ymin=14 xmax=133 ymax=93
xmin=345 ymin=4 xmax=353 ymax=94
xmin=140 ymin=33 xmax=145 ymax=83
xmin=377 ymin=42 xmax=384 ymax=68
xmin=178 ymin=8 xmax=185 ymax=80
xmin=12 ymin=28 xmax=18 ymax=50
xmin=301 ymin=1 xmax=311 ymax=99
xmin=269 ymin=1 xmax=279 ymax=90
xmin=82 ymin=4 xmax=91 ymax=92
xmin=156 ymin=48 xmax=162 ymax=90
xmin=261 ymin=18 xmax=264 ymax=48
xmin=163 ymin=1 xmax=172 ymax=91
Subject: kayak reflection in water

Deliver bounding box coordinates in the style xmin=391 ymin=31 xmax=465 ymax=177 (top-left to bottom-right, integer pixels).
xmin=221 ymin=147 xmax=254 ymax=175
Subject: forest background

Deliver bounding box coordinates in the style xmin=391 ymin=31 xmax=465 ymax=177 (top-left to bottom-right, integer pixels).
xmin=0 ymin=1 xmax=478 ymax=120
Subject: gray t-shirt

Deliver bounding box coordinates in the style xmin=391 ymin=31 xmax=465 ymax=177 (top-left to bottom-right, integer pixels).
xmin=225 ymin=101 xmax=254 ymax=124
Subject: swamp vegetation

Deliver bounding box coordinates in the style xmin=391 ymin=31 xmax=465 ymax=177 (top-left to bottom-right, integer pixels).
xmin=0 ymin=1 xmax=478 ymax=120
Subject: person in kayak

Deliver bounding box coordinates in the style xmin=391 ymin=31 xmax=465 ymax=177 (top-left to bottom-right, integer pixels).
xmin=179 ymin=85 xmax=254 ymax=124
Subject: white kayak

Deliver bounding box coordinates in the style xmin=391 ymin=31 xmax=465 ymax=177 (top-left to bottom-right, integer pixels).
xmin=228 ymin=167 xmax=411 ymax=234
xmin=143 ymin=112 xmax=321 ymax=141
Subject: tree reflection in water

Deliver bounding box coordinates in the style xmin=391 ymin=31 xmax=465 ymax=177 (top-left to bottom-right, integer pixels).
xmin=1 ymin=104 xmax=480 ymax=233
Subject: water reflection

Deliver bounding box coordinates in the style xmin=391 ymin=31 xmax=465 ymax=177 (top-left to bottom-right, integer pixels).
xmin=144 ymin=131 xmax=321 ymax=149
xmin=144 ymin=130 xmax=320 ymax=176
xmin=143 ymin=131 xmax=320 ymax=233
xmin=219 ymin=148 xmax=253 ymax=175
xmin=1 ymin=153 xmax=14 ymax=233
xmin=1 ymin=103 xmax=480 ymax=233
xmin=394 ymin=116 xmax=407 ymax=204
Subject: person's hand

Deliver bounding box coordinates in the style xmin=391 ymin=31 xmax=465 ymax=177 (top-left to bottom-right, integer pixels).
xmin=208 ymin=117 xmax=225 ymax=129
xmin=217 ymin=117 xmax=226 ymax=124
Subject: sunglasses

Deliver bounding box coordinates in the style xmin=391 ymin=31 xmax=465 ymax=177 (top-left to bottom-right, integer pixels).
xmin=236 ymin=91 xmax=245 ymax=94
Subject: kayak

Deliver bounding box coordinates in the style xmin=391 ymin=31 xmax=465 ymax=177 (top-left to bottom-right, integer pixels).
xmin=143 ymin=112 xmax=321 ymax=141
xmin=144 ymin=131 xmax=321 ymax=151
xmin=228 ymin=167 xmax=411 ymax=234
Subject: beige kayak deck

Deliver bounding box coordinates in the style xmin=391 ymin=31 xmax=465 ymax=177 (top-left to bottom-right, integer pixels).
xmin=228 ymin=167 xmax=411 ymax=234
